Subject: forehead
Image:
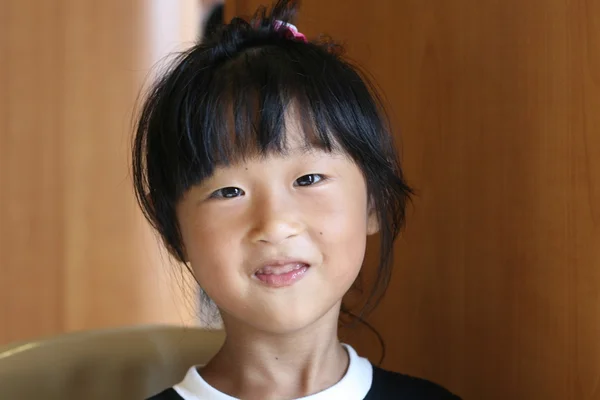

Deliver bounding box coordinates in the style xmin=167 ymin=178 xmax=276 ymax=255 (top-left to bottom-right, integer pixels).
xmin=217 ymin=104 xmax=340 ymax=165
xmin=280 ymin=110 xmax=328 ymax=151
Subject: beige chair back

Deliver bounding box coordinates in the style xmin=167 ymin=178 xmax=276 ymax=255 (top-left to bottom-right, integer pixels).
xmin=0 ymin=325 xmax=225 ymax=400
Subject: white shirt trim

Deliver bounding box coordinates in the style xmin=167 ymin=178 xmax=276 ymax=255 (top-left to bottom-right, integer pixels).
xmin=173 ymin=344 xmax=373 ymax=400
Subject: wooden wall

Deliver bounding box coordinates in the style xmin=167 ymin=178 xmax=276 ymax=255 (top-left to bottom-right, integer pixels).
xmin=224 ymin=1 xmax=600 ymax=399
xmin=0 ymin=0 xmax=201 ymax=345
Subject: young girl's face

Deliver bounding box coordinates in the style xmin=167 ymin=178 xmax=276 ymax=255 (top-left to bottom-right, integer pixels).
xmin=176 ymin=117 xmax=378 ymax=334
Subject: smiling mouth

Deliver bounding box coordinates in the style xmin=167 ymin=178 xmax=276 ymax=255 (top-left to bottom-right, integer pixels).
xmin=253 ymin=263 xmax=310 ymax=288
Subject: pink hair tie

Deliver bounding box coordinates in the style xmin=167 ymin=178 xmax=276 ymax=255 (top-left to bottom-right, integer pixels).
xmin=273 ymin=20 xmax=307 ymax=43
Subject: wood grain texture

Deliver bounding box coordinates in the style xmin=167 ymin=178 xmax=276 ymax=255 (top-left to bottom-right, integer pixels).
xmin=225 ymin=1 xmax=600 ymax=399
xmin=0 ymin=0 xmax=198 ymax=345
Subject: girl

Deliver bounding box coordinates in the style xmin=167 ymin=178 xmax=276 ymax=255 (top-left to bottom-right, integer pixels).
xmin=135 ymin=1 xmax=461 ymax=398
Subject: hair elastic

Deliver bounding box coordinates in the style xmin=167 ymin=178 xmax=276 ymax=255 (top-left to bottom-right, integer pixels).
xmin=273 ymin=20 xmax=307 ymax=43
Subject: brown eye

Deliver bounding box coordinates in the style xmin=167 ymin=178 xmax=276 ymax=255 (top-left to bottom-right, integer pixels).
xmin=295 ymin=174 xmax=324 ymax=187
xmin=211 ymin=187 xmax=245 ymax=199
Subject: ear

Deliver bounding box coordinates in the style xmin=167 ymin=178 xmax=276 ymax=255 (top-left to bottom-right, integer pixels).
xmin=366 ymin=199 xmax=379 ymax=235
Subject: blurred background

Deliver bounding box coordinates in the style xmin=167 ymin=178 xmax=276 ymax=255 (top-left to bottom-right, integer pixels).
xmin=1 ymin=1 xmax=599 ymax=399
xmin=1 ymin=0 xmax=211 ymax=341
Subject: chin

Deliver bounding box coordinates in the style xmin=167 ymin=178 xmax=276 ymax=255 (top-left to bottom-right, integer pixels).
xmin=247 ymin=303 xmax=340 ymax=335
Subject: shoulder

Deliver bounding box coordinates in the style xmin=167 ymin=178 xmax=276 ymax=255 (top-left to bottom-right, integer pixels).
xmin=146 ymin=388 xmax=184 ymax=400
xmin=365 ymin=366 xmax=462 ymax=400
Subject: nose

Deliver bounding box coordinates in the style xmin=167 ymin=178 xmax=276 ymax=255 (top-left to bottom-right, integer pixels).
xmin=249 ymin=195 xmax=303 ymax=245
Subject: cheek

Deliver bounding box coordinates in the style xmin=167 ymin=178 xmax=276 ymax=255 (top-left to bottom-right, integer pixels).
xmin=177 ymin=210 xmax=244 ymax=293
xmin=178 ymin=197 xmax=243 ymax=257
xmin=183 ymin=232 xmax=249 ymax=311
xmin=311 ymin=179 xmax=369 ymax=238
xmin=310 ymin=191 xmax=369 ymax=280
xmin=327 ymin=236 xmax=366 ymax=290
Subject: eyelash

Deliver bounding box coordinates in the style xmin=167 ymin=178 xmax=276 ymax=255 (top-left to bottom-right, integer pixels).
xmin=294 ymin=173 xmax=326 ymax=187
xmin=210 ymin=187 xmax=245 ymax=199
xmin=209 ymin=174 xmax=326 ymax=199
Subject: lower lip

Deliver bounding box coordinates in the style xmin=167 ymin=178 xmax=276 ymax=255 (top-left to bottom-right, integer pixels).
xmin=254 ymin=265 xmax=309 ymax=288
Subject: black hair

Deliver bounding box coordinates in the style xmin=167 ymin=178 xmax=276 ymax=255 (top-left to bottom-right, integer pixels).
xmin=201 ymin=2 xmax=224 ymax=40
xmin=133 ymin=0 xmax=413 ymax=360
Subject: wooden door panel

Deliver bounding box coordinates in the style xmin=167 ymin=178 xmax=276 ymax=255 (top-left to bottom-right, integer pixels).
xmin=223 ymin=1 xmax=600 ymax=399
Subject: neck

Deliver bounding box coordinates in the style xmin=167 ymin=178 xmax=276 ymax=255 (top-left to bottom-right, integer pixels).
xmin=200 ymin=303 xmax=349 ymax=400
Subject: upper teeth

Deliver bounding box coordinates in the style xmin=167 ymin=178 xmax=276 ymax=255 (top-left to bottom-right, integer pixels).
xmin=256 ymin=263 xmax=305 ymax=275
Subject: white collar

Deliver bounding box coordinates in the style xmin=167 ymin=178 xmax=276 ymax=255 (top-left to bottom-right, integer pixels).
xmin=173 ymin=344 xmax=373 ymax=400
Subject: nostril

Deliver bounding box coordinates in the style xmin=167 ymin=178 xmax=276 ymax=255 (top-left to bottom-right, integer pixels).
xmin=250 ymin=219 xmax=303 ymax=244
